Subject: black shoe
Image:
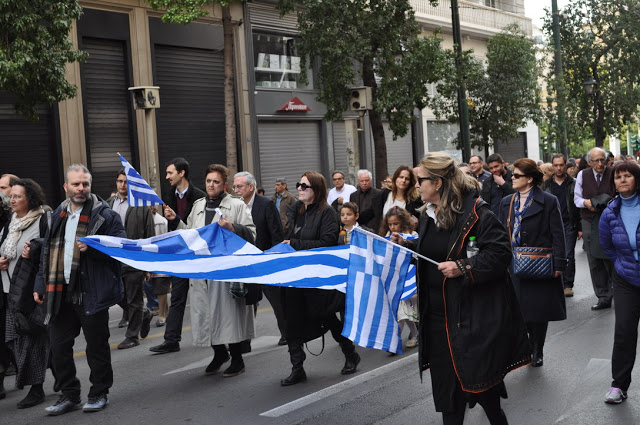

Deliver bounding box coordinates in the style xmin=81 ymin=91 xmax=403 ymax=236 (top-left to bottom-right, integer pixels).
xmin=280 ymin=368 xmax=307 ymax=386
xmin=205 ymin=352 xmax=230 ymax=375
xmin=531 ymin=355 xmax=543 ymax=367
xmin=341 ymin=352 xmax=361 ymax=375
xmin=277 ymin=337 xmax=287 ymax=346
xmin=140 ymin=309 xmax=152 ymax=339
xmin=149 ymin=341 xmax=180 ymax=354
xmin=83 ymin=393 xmax=109 ymax=412
xmin=118 ymin=319 xmax=129 ymax=328
xmin=17 ymin=386 xmax=45 ymax=409
xmin=45 ymin=394 xmax=82 ymax=416
xmin=223 ymin=358 xmax=245 ymax=377
xmin=591 ymin=301 xmax=612 ymax=311
xmin=117 ymin=337 xmax=139 ymax=350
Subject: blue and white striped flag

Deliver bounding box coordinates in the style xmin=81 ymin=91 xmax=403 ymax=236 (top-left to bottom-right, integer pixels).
xmin=118 ymin=153 xmax=164 ymax=207
xmin=342 ymin=227 xmax=414 ymax=354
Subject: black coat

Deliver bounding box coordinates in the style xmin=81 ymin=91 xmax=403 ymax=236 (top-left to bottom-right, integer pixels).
xmin=407 ymin=192 xmax=531 ymax=392
xmin=358 ymin=188 xmax=423 ymax=232
xmin=498 ymin=187 xmax=567 ymax=322
xmin=164 ymin=182 xmax=206 ymax=224
xmin=542 ymin=175 xmax=582 ymax=232
xmin=481 ymin=168 xmax=515 ymax=215
xmin=283 ymin=201 xmax=342 ymax=340
xmin=251 ymin=194 xmax=284 ymax=251
xmin=8 ymin=238 xmax=46 ymax=328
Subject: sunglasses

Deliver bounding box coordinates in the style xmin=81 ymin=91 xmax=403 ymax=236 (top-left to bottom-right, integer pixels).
xmin=512 ymin=173 xmax=527 ymax=179
xmin=296 ymin=182 xmax=311 ymax=191
xmin=417 ymin=176 xmax=435 ymax=184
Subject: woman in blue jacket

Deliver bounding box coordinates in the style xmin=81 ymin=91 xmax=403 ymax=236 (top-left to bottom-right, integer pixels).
xmin=599 ymin=160 xmax=640 ymax=404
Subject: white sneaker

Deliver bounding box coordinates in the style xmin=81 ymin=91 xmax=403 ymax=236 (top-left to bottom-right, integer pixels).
xmin=604 ymin=387 xmax=627 ymax=404
xmin=406 ymin=337 xmax=418 ymax=348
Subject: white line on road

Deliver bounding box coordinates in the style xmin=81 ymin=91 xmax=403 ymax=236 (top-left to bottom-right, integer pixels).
xmin=260 ymin=352 xmax=418 ymax=418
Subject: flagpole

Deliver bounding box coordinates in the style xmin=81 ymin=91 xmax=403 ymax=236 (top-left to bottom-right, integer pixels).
xmin=352 ymin=227 xmax=440 ymax=266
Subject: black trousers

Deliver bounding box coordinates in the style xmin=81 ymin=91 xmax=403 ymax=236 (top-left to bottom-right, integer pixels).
xmin=118 ymin=271 xmax=145 ymax=339
xmin=262 ymin=285 xmax=287 ymax=338
xmin=582 ymin=219 xmax=614 ymax=303
xmin=442 ymin=384 xmax=508 ymax=425
xmin=49 ymin=302 xmax=112 ymax=399
xmin=563 ymin=225 xmax=578 ymax=288
xmin=163 ymin=276 xmax=189 ymax=343
xmin=612 ymin=274 xmax=640 ymax=391
xmin=0 ymin=293 xmax=13 ymax=372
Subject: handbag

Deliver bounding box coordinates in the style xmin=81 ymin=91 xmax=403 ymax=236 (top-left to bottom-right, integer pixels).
xmin=507 ymin=194 xmax=554 ymax=279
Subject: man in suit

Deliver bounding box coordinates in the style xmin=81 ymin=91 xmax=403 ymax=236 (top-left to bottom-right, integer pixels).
xmin=150 ymin=157 xmax=206 ymax=354
xmin=107 ymin=169 xmax=155 ymax=349
xmin=233 ymin=172 xmax=286 ymax=345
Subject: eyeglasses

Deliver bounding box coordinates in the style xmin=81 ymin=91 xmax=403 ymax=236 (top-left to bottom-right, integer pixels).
xmin=417 ymin=176 xmax=435 ymax=184
xmin=296 ymin=182 xmax=311 ymax=191
xmin=512 ymin=173 xmax=527 ymax=179
xmin=590 ymin=158 xmax=606 ymax=163
xmin=232 ymin=184 xmax=246 ymax=190
xmin=469 ymin=161 xmax=481 ymax=165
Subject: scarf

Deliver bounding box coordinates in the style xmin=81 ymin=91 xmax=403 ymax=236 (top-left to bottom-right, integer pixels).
xmin=1 ymin=208 xmax=44 ymax=260
xmin=205 ymin=192 xmax=227 ymax=224
xmin=511 ymin=190 xmax=534 ymax=247
xmin=44 ymin=196 xmax=93 ymax=325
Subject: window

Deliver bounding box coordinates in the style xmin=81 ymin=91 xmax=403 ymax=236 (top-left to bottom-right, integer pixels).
xmin=253 ymin=32 xmax=313 ymax=90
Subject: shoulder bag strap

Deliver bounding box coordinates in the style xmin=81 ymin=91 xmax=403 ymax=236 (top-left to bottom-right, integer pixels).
xmin=507 ymin=194 xmax=516 ymax=249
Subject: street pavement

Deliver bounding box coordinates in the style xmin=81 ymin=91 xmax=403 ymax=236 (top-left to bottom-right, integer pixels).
xmin=1 ymin=241 xmax=639 ymax=424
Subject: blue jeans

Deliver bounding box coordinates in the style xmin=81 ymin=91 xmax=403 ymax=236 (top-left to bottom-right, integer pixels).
xmin=144 ymin=279 xmax=159 ymax=311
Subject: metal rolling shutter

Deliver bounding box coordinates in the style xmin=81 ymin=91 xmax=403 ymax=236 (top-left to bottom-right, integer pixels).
xmin=258 ymin=121 xmax=321 ymax=197
xmin=81 ymin=37 xmax=136 ymax=200
xmin=495 ymin=132 xmax=527 ymax=163
xmin=0 ymin=92 xmax=62 ymax=206
xmin=248 ymin=4 xmax=298 ymax=30
xmin=332 ymin=121 xmax=348 ymax=176
xmin=154 ymin=45 xmax=225 ymax=195
xmin=383 ymin=122 xmax=414 ymax=172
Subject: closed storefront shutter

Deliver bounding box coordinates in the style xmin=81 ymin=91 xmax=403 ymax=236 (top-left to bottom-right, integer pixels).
xmin=0 ymin=92 xmax=62 ymax=206
xmin=248 ymin=4 xmax=298 ymax=30
xmin=495 ymin=132 xmax=527 ymax=163
xmin=383 ymin=122 xmax=414 ymax=173
xmin=258 ymin=121 xmax=322 ymax=197
xmin=332 ymin=121 xmax=348 ymax=176
xmin=81 ymin=37 xmax=136 ymax=200
xmin=154 ymin=45 xmax=225 ymax=195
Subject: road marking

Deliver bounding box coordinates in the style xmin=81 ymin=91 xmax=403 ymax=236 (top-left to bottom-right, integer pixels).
xmin=260 ymin=353 xmax=418 ymax=418
xmin=163 ymin=335 xmax=284 ymax=375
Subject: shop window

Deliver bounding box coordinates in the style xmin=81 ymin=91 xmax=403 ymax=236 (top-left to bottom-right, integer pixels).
xmin=253 ymin=32 xmax=313 ymax=90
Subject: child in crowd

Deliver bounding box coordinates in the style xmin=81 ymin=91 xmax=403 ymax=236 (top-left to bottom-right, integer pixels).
xmin=149 ymin=206 xmax=171 ymax=326
xmin=379 ymin=207 xmax=419 ymax=349
xmin=338 ymin=202 xmax=361 ymax=245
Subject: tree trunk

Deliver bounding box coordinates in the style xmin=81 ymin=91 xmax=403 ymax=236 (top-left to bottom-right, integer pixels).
xmin=222 ymin=6 xmax=238 ymax=175
xmin=595 ymin=92 xmax=606 ymax=147
xmin=362 ymin=57 xmax=388 ymax=182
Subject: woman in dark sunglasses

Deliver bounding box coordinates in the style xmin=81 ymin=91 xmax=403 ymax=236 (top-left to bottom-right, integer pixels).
xmin=280 ymin=171 xmax=360 ymax=386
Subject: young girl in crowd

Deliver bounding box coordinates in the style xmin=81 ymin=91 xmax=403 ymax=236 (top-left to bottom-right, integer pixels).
xmin=338 ymin=202 xmax=361 ymax=245
xmin=380 ymin=206 xmax=419 ymax=348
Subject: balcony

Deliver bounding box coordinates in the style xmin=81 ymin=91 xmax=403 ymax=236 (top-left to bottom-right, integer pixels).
xmin=412 ymin=0 xmax=533 ymax=38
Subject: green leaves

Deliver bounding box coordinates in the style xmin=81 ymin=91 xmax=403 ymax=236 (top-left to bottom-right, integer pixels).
xmin=0 ymin=0 xmax=86 ymax=121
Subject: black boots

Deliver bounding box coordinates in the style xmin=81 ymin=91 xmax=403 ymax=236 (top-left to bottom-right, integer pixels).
xmin=528 ymin=322 xmax=548 ymax=368
xmin=339 ymin=338 xmax=360 ymax=375
xmin=205 ymin=344 xmax=230 ymax=375
xmin=281 ymin=342 xmax=307 ymax=386
xmin=281 ymin=368 xmax=307 ymax=386
xmin=223 ymin=343 xmax=245 ymax=377
xmin=17 ymin=384 xmax=45 ymax=409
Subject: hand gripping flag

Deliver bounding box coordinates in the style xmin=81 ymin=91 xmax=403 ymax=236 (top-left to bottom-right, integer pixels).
xmin=342 ymin=227 xmax=413 ymax=354
xmin=118 ymin=153 xmax=164 ymax=206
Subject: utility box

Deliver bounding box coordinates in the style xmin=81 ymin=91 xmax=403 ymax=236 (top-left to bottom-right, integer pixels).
xmin=128 ymin=86 xmax=160 ymax=109
xmin=349 ymin=86 xmax=372 ymax=111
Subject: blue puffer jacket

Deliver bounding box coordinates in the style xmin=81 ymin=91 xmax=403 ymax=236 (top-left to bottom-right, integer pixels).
xmin=599 ymin=196 xmax=640 ymax=287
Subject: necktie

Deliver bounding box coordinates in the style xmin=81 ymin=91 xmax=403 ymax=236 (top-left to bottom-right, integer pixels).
xmin=596 ymin=174 xmax=601 ymax=186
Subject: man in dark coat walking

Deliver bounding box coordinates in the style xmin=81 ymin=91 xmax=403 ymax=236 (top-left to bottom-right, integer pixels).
xmin=481 ymin=153 xmax=515 ymax=216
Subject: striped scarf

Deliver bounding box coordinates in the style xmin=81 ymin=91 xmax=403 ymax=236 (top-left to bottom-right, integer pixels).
xmin=511 ymin=190 xmax=534 ymax=247
xmin=44 ymin=197 xmax=93 ymax=325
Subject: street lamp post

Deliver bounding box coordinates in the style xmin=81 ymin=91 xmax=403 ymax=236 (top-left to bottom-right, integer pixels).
xmin=583 ymin=77 xmax=600 ymax=147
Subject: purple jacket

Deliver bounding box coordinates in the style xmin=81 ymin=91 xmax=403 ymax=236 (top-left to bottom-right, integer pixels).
xmin=599 ymin=196 xmax=640 ymax=287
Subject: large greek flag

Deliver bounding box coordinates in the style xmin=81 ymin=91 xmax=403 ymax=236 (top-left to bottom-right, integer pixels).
xmin=342 ymin=227 xmax=413 ymax=354
xmin=118 ymin=153 xmax=164 ymax=207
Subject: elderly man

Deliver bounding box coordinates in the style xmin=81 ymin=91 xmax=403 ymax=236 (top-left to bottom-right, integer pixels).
xmin=469 ymin=155 xmax=491 ymax=183
xmin=34 ymin=165 xmax=126 ymax=415
xmin=481 ymin=153 xmax=515 ymax=215
xmin=272 ymin=178 xmax=297 ymax=234
xmin=327 ymin=171 xmax=356 ymax=210
xmin=574 ymin=147 xmax=616 ymax=310
xmin=349 ymin=169 xmax=380 ymax=229
xmin=233 ymin=172 xmax=286 ymax=345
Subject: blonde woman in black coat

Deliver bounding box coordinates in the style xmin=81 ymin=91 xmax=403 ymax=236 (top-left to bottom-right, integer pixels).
xmin=498 ymin=158 xmax=567 ymax=368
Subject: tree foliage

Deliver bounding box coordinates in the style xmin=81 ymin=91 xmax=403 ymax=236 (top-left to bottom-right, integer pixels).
xmin=0 ymin=0 xmax=86 ymax=121
xmin=544 ymin=0 xmax=640 ymax=147
xmin=431 ymin=24 xmax=540 ymax=154
xmin=277 ymin=0 xmax=446 ymax=180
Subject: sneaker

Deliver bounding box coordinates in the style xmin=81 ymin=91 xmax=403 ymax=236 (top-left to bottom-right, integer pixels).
xmin=406 ymin=337 xmax=418 ymax=348
xmin=83 ymin=394 xmax=109 ymax=412
xmin=564 ymin=288 xmax=574 ymax=297
xmin=605 ymin=387 xmax=627 ymax=404
xmin=45 ymin=394 xmax=82 ymax=416
xmin=156 ymin=317 xmax=166 ymax=327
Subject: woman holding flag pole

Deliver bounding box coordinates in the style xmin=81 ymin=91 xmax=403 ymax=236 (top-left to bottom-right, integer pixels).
xmin=391 ymin=152 xmax=530 ymax=425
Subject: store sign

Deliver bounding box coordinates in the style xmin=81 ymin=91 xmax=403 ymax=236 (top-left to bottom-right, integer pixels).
xmin=278 ymin=97 xmax=311 ymax=112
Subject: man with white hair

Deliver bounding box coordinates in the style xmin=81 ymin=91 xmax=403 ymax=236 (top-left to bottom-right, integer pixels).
xmin=349 ymin=169 xmax=380 ymax=229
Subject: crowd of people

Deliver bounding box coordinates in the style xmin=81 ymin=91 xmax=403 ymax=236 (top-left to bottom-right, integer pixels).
xmin=0 ymin=146 xmax=638 ymax=423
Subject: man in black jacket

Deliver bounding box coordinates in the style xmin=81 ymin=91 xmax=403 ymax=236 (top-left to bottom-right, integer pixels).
xmin=543 ymin=154 xmax=582 ymax=297
xmin=349 ymin=169 xmax=379 ymax=229
xmin=107 ymin=169 xmax=155 ymax=349
xmin=233 ymin=171 xmax=286 ymax=345
xmin=150 ymin=158 xmax=205 ymax=354
xmin=481 ymin=153 xmax=515 ymax=215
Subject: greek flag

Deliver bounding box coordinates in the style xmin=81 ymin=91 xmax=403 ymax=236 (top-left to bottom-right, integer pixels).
xmin=118 ymin=153 xmax=164 ymax=206
xmin=342 ymin=227 xmax=413 ymax=354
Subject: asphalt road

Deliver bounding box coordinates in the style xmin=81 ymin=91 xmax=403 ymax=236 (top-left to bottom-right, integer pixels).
xmin=2 ymin=243 xmax=639 ymax=424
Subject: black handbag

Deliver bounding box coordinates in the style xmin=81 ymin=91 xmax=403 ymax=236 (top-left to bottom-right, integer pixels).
xmin=507 ymin=195 xmax=554 ymax=279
